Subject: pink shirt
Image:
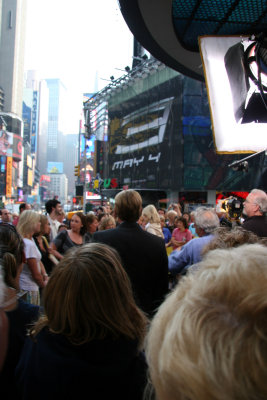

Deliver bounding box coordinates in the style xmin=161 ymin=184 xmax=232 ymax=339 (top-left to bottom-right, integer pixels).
xmin=172 ymin=228 xmax=192 ymax=249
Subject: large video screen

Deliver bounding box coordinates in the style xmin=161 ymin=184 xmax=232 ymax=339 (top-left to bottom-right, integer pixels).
xmin=108 ymin=77 xmax=183 ymax=190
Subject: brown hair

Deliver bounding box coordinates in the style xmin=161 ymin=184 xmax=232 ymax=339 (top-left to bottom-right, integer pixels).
xmin=32 ymin=243 xmax=148 ymax=345
xmin=114 ymin=189 xmax=142 ymax=223
xmin=0 ymin=224 xmax=24 ymax=289
xmin=71 ymin=212 xmax=86 ymax=235
xmin=85 ymin=212 xmax=98 ymax=232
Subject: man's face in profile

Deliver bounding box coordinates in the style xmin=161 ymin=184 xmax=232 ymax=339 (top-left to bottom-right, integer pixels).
xmin=1 ymin=210 xmax=11 ymax=222
xmin=55 ymin=203 xmax=62 ymax=216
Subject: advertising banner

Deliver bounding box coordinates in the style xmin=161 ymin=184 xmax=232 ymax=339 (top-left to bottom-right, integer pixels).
xmin=108 ymin=77 xmax=183 ymax=190
xmin=6 ymin=156 xmax=12 ymax=197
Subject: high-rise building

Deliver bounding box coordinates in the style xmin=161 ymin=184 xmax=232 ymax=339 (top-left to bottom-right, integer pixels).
xmin=46 ymin=79 xmax=68 ymax=163
xmin=0 ymin=0 xmax=27 ymax=117
xmin=48 ymin=172 xmax=68 ymax=204
xmin=62 ymin=133 xmax=78 ymax=196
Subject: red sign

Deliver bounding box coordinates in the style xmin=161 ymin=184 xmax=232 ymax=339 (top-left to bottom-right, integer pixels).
xmin=40 ymin=175 xmax=51 ymax=182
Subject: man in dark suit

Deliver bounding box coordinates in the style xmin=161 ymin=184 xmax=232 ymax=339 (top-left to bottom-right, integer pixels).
xmin=92 ymin=190 xmax=169 ymax=317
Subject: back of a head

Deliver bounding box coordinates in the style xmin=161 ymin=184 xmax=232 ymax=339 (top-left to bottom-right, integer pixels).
xmin=146 ymin=243 xmax=267 ymax=400
xmin=194 ymin=206 xmax=219 ymax=234
xmin=19 ymin=203 xmax=26 ymax=213
xmin=202 ymin=226 xmax=262 ymax=255
xmin=35 ymin=243 xmax=147 ymax=345
xmin=142 ymin=204 xmax=160 ymax=224
xmin=0 ymin=225 xmax=24 ymax=288
xmin=114 ymin=189 xmax=142 ymax=223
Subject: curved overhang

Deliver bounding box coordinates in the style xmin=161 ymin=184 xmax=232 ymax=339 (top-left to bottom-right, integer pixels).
xmin=118 ymin=0 xmax=267 ymax=82
xmin=118 ymin=0 xmax=204 ymax=81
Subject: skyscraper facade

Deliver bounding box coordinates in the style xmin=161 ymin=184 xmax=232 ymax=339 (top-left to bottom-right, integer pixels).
xmin=46 ymin=79 xmax=67 ymax=164
xmin=0 ymin=0 xmax=27 ymax=117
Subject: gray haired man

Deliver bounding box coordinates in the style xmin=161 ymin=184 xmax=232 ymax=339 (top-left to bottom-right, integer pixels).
xmin=168 ymin=206 xmax=219 ymax=276
xmin=242 ymin=189 xmax=267 ymax=238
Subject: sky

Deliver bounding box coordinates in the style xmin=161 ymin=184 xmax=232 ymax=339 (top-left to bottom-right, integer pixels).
xmin=24 ymin=0 xmax=134 ymax=133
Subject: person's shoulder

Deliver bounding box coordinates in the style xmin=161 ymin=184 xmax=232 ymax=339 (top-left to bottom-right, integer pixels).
xmin=56 ymin=229 xmax=68 ymax=238
xmin=18 ymin=298 xmax=40 ymax=317
xmin=243 ymin=215 xmax=267 ymax=224
xmin=93 ymin=227 xmax=117 ymax=241
xmin=23 ymin=238 xmax=36 ymax=249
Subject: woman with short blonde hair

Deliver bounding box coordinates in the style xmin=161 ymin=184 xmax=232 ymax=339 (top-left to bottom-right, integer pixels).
xmin=17 ymin=210 xmax=48 ymax=305
xmin=142 ymin=204 xmax=164 ymax=239
xmin=98 ymin=215 xmax=116 ymax=231
xmin=145 ymin=243 xmax=267 ymax=400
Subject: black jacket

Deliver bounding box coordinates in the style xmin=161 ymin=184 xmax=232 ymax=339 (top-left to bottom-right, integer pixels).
xmin=242 ymin=215 xmax=267 ymax=238
xmin=93 ymin=222 xmax=169 ymax=317
xmin=16 ymin=328 xmax=147 ymax=400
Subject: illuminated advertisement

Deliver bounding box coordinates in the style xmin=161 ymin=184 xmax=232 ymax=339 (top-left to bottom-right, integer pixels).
xmin=80 ymin=135 xmax=95 ymax=160
xmin=0 ymin=113 xmax=23 ymax=161
xmin=6 ymin=156 xmax=12 ymax=197
xmin=108 ymin=77 xmax=182 ymax=190
xmin=106 ymin=72 xmax=265 ymax=191
xmin=0 ymin=130 xmax=13 ymax=157
xmin=31 ymin=91 xmax=38 ymax=154
xmin=47 ymin=162 xmax=63 ymax=174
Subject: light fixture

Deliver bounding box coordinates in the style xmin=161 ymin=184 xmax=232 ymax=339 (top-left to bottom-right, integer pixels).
xmin=225 ymin=33 xmax=267 ymax=124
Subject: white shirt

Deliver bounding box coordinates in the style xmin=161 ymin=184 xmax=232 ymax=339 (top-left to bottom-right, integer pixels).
xmin=47 ymin=214 xmax=61 ymax=241
xmin=19 ymin=238 xmax=41 ymax=291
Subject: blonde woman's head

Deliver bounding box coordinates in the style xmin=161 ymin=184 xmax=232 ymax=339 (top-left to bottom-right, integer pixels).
xmin=146 ymin=243 xmax=267 ymax=400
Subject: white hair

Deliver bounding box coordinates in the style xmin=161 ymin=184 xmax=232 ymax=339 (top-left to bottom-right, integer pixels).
xmin=194 ymin=206 xmax=220 ymax=233
xmin=146 ymin=243 xmax=267 ymax=400
xmin=250 ymin=189 xmax=267 ymax=213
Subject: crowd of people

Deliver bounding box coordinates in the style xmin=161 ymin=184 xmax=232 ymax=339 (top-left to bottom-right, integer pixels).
xmin=0 ymin=188 xmax=266 ymax=399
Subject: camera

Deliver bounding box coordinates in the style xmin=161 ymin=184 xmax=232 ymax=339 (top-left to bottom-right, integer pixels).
xmin=221 ymin=197 xmax=243 ymax=219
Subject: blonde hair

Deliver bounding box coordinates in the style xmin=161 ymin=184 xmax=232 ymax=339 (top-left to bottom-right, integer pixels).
xmin=145 ymin=243 xmax=267 ymax=400
xmin=17 ymin=210 xmax=40 ymax=237
xmin=98 ymin=215 xmax=116 ymax=231
xmin=38 ymin=214 xmax=49 ymax=236
xmin=166 ymin=210 xmax=177 ymax=222
xmin=32 ymin=243 xmax=148 ymax=345
xmin=114 ymin=189 xmax=142 ymax=222
xmin=142 ymin=205 xmax=161 ymax=224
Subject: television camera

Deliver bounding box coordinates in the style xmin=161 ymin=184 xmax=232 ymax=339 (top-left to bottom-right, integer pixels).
xmin=217 ymin=197 xmax=244 ymax=227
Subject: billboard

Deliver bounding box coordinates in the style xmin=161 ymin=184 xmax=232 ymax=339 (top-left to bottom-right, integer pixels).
xmin=47 ymin=162 xmax=63 ymax=174
xmin=106 ymin=70 xmax=266 ymax=192
xmin=0 ymin=113 xmax=23 ymax=161
xmin=108 ymin=77 xmax=183 ymax=190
